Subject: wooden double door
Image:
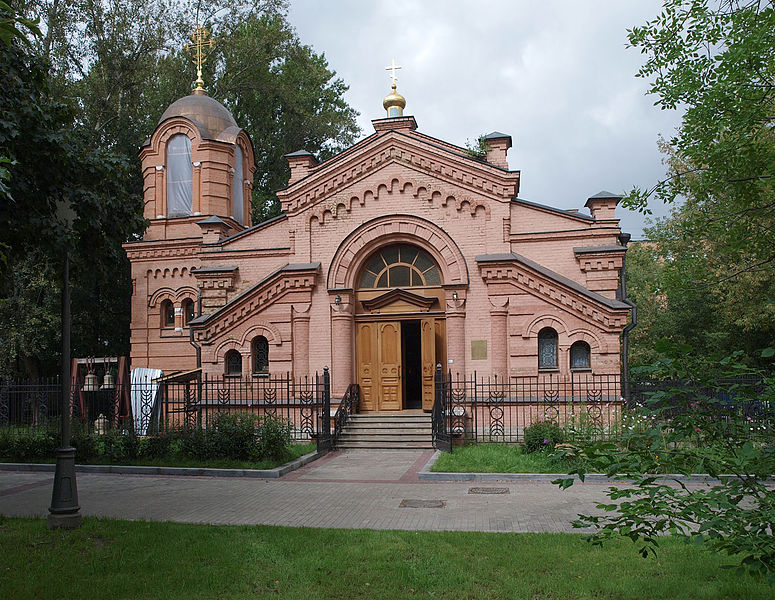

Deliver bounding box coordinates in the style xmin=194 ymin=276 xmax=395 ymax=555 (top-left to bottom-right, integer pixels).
xmin=356 ymin=317 xmax=436 ymax=411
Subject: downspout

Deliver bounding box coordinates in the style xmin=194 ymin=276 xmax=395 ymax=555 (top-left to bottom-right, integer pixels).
xmin=617 ymin=232 xmax=637 ymax=403
xmin=189 ymin=287 xmax=202 ymax=368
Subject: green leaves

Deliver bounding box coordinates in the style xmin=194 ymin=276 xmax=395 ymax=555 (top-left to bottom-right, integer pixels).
xmin=555 ymin=348 xmax=775 ymax=580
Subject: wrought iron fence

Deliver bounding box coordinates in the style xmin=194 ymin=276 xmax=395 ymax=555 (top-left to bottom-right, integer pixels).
xmin=0 ymin=372 xmax=333 ymax=449
xmin=630 ymin=375 xmax=774 ymax=435
xmin=432 ymin=368 xmax=623 ymax=449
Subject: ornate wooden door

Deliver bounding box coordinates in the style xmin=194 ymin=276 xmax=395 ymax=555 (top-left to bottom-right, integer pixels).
xmin=356 ymin=322 xmax=378 ymax=411
xmin=378 ymin=321 xmax=402 ymax=410
xmin=420 ymin=317 xmax=436 ymax=411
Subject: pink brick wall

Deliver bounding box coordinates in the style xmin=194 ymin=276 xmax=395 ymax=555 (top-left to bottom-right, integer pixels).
xmin=125 ymin=117 xmax=630 ymax=388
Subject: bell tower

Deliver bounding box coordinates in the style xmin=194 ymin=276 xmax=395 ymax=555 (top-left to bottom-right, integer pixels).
xmin=137 ymin=25 xmax=256 ymax=242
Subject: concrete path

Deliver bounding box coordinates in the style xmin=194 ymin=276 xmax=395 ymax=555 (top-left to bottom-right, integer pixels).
xmin=0 ymin=449 xmax=623 ymax=532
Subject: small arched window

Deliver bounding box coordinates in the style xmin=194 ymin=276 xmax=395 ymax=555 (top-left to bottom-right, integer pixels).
xmin=358 ymin=245 xmax=442 ymax=289
xmin=252 ymin=336 xmax=269 ymax=374
xmin=182 ymin=298 xmax=195 ymax=325
xmin=538 ymin=327 xmax=558 ymax=370
xmin=231 ymin=145 xmax=244 ymax=225
xmin=161 ymin=299 xmax=175 ymax=328
xmin=570 ymin=341 xmax=591 ymax=370
xmin=225 ymin=350 xmax=242 ymax=376
xmin=166 ymin=134 xmax=193 ymax=217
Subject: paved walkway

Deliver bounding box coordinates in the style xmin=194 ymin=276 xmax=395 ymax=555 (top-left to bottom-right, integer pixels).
xmin=1 ymin=450 xmax=624 ymax=532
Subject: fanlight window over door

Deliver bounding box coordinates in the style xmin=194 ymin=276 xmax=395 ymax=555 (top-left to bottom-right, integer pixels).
xmin=358 ymin=245 xmax=442 ymax=289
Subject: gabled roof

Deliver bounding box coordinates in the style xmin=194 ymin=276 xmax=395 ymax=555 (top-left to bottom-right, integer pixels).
xmin=475 ymin=252 xmax=629 ymax=310
xmin=189 ymin=262 xmax=320 ymax=327
xmin=511 ymin=197 xmax=594 ymax=222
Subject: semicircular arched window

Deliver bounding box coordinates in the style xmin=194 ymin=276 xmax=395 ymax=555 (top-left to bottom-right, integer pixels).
xmin=358 ymin=245 xmax=442 ymax=289
xmin=166 ymin=134 xmax=193 ymax=217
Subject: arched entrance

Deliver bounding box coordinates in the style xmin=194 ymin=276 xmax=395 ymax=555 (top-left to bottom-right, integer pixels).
xmin=354 ymin=244 xmax=446 ymax=412
xmin=328 ymin=215 xmax=468 ymax=411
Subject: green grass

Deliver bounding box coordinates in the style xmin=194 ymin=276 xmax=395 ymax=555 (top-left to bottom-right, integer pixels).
xmin=1 ymin=443 xmax=316 ymax=470
xmin=0 ymin=518 xmax=771 ymax=599
xmin=431 ymin=443 xmax=586 ymax=473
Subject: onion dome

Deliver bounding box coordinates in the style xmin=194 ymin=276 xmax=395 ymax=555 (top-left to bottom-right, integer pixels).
xmin=158 ymin=89 xmax=240 ymax=143
xmin=383 ymin=83 xmax=406 ymax=118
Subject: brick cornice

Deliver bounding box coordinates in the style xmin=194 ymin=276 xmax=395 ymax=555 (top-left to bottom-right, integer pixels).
xmin=123 ymin=239 xmax=200 ymax=261
xmin=277 ymin=131 xmax=520 ymax=215
xmin=478 ymin=259 xmax=629 ymax=331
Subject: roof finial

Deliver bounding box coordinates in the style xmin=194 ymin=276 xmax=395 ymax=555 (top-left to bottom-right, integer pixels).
xmin=185 ymin=25 xmax=215 ymax=95
xmin=383 ymin=58 xmax=406 ymax=117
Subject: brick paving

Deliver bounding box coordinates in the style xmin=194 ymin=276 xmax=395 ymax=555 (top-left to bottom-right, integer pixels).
xmin=0 ymin=450 xmax=625 ymax=532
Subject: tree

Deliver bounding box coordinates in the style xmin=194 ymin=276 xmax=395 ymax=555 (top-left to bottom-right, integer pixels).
xmin=21 ymin=0 xmax=360 ymax=218
xmin=555 ymin=347 xmax=775 ymax=580
xmin=0 ymin=37 xmax=144 ymax=377
xmin=1 ymin=0 xmax=360 ymax=377
xmin=626 ymin=1 xmax=775 ymax=281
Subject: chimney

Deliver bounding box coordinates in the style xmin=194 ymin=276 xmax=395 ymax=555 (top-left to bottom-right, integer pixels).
xmin=585 ymin=191 xmax=622 ymax=220
xmin=482 ymin=132 xmax=512 ymax=169
xmin=285 ymin=150 xmax=318 ymax=184
xmin=197 ymin=216 xmax=231 ymax=244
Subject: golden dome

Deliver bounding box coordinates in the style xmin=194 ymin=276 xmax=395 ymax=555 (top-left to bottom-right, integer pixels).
xmin=383 ymin=84 xmax=406 ymax=117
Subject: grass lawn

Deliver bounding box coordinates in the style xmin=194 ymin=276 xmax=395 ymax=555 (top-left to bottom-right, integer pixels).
xmin=0 ymin=518 xmax=771 ymax=599
xmin=0 ymin=443 xmax=316 ymax=471
xmin=431 ymin=443 xmax=585 ymax=473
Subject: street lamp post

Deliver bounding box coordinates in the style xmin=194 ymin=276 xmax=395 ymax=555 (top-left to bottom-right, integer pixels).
xmin=48 ymin=206 xmax=82 ymax=529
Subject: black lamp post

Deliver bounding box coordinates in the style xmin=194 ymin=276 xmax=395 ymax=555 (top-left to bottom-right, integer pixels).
xmin=48 ymin=203 xmax=82 ymax=529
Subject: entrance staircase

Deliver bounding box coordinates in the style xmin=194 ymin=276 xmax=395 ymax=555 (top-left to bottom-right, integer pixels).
xmin=336 ymin=412 xmax=433 ymax=449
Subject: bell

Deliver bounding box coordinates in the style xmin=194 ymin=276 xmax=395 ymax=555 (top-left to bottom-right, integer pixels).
xmin=101 ymin=372 xmax=115 ymax=390
xmin=82 ymin=372 xmax=100 ymax=392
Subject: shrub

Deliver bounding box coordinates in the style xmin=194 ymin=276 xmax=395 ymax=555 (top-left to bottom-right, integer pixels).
xmin=139 ymin=433 xmax=174 ymax=459
xmin=70 ymin=424 xmax=98 ymax=461
xmin=0 ymin=428 xmax=57 ymax=461
xmin=100 ymin=429 xmax=140 ymax=462
xmin=523 ymin=420 xmax=564 ymax=453
xmin=254 ymin=416 xmax=293 ymax=461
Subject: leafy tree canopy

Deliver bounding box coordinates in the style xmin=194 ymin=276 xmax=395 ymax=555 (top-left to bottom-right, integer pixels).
xmin=625 ymin=1 xmax=775 ymax=278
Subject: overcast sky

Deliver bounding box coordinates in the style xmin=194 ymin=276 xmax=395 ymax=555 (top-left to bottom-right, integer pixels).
xmin=286 ymin=0 xmax=682 ymax=239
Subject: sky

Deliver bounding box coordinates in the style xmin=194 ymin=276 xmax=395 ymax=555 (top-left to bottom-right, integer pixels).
xmin=286 ymin=0 xmax=683 ymax=239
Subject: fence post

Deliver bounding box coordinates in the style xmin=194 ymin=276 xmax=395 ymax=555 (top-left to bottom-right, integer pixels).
xmin=318 ymin=366 xmax=332 ymax=454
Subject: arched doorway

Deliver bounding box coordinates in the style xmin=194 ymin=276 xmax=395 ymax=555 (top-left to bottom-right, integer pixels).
xmin=354 ymin=244 xmax=446 ymax=412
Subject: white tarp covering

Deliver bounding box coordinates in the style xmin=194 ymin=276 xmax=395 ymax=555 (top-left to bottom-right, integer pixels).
xmin=130 ymin=368 xmax=163 ymax=436
xmin=166 ymin=134 xmax=193 ymax=217
xmin=231 ymin=145 xmax=244 ymax=225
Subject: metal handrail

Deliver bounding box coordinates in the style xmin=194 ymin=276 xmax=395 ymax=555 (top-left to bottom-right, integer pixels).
xmin=332 ymin=383 xmax=360 ymax=448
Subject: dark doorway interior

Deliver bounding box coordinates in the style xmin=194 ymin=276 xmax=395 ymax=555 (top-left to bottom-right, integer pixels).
xmin=402 ymin=320 xmax=422 ymax=409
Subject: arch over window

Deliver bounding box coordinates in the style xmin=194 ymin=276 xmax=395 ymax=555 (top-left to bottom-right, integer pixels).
xmin=224 ymin=350 xmax=242 ymax=376
xmin=538 ymin=327 xmax=558 ymax=370
xmin=231 ymin=145 xmax=244 ymax=225
xmin=358 ymin=244 xmax=442 ymax=289
xmin=570 ymin=341 xmax=591 ymax=370
xmin=182 ymin=298 xmax=195 ymax=325
xmin=166 ymin=134 xmax=193 ymax=217
xmin=252 ymin=336 xmax=269 ymax=374
xmin=160 ymin=299 xmax=175 ymax=328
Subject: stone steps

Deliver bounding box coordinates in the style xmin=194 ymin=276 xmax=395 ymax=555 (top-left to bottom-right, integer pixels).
xmin=336 ymin=412 xmax=433 ymax=449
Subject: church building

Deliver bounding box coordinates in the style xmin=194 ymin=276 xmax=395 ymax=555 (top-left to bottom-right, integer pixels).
xmin=124 ymin=65 xmax=632 ymax=411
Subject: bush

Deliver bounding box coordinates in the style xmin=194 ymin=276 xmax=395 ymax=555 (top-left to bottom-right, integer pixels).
xmin=139 ymin=433 xmax=174 ymax=459
xmin=70 ymin=424 xmax=98 ymax=461
xmin=255 ymin=416 xmax=293 ymax=461
xmin=100 ymin=429 xmax=140 ymax=462
xmin=523 ymin=420 xmax=564 ymax=453
xmin=0 ymin=428 xmax=57 ymax=461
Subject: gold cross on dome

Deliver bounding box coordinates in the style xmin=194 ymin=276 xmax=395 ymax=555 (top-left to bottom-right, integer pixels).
xmin=385 ymin=58 xmax=402 ymax=86
xmin=185 ymin=25 xmax=215 ymax=91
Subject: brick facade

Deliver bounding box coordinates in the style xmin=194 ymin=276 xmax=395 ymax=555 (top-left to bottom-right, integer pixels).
xmin=124 ymin=93 xmax=632 ymax=404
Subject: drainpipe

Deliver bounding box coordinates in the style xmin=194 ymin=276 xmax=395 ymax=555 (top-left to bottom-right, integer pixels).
xmin=189 ymin=287 xmax=202 ymax=368
xmin=617 ymin=232 xmax=637 ymax=403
